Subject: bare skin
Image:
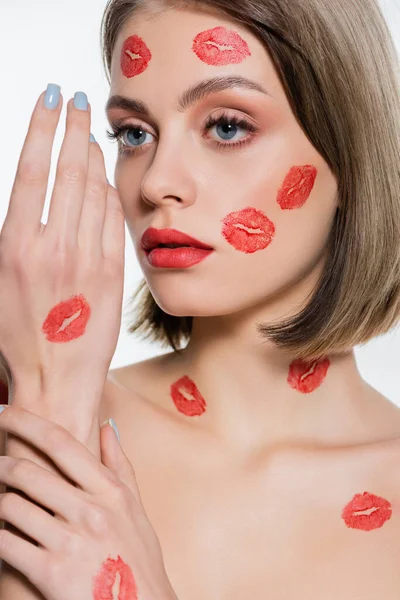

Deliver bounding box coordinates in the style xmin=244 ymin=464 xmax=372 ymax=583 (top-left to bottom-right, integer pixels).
xmin=101 ymin=4 xmax=400 ymax=598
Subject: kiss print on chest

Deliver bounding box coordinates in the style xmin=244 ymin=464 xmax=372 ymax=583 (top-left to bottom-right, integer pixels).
xmin=277 ymin=165 xmax=318 ymax=210
xmin=342 ymin=492 xmax=392 ymax=531
xmin=221 ymin=207 xmax=276 ymax=254
xmin=192 ymin=26 xmax=251 ymax=66
xmin=170 ymin=375 xmax=207 ymax=416
xmin=93 ymin=555 xmax=138 ymax=600
xmin=287 ymin=357 xmax=330 ymax=393
xmin=120 ymin=35 xmax=152 ymax=78
xmin=41 ymin=294 xmax=91 ymax=343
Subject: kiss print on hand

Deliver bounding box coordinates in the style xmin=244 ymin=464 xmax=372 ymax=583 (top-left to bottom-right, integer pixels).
xmin=121 ymin=35 xmax=152 ymax=78
xmin=287 ymin=357 xmax=330 ymax=393
xmin=341 ymin=492 xmax=392 ymax=531
xmin=93 ymin=555 xmax=138 ymax=600
xmin=170 ymin=375 xmax=207 ymax=416
xmin=222 ymin=207 xmax=276 ymax=254
xmin=277 ymin=165 xmax=318 ymax=210
xmin=41 ymin=294 xmax=91 ymax=343
xmin=192 ymin=26 xmax=251 ymax=66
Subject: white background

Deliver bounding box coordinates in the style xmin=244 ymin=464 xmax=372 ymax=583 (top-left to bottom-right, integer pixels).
xmin=0 ymin=1 xmax=399 ymax=403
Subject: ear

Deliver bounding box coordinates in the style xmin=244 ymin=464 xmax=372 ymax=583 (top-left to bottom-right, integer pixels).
xmin=100 ymin=419 xmax=144 ymax=507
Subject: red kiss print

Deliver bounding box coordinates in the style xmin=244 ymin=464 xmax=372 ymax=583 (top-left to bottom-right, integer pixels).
xmin=41 ymin=294 xmax=91 ymax=343
xmin=192 ymin=26 xmax=251 ymax=66
xmin=221 ymin=207 xmax=276 ymax=253
xmin=170 ymin=375 xmax=207 ymax=416
xmin=287 ymin=357 xmax=330 ymax=393
xmin=342 ymin=492 xmax=392 ymax=531
xmin=93 ymin=555 xmax=138 ymax=600
xmin=121 ymin=35 xmax=152 ymax=78
xmin=277 ymin=165 xmax=317 ymax=210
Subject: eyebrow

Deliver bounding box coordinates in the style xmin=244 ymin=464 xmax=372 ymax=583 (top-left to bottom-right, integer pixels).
xmin=105 ymin=75 xmax=270 ymax=118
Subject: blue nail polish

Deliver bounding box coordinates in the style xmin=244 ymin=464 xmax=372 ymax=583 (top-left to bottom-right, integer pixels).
xmin=44 ymin=83 xmax=61 ymax=110
xmin=89 ymin=133 xmax=96 ymax=143
xmin=109 ymin=418 xmax=120 ymax=443
xmin=0 ymin=405 xmax=9 ymax=414
xmin=74 ymin=91 xmax=88 ymax=111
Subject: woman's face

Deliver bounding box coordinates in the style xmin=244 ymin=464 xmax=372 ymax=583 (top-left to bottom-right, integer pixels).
xmin=106 ymin=6 xmax=338 ymax=318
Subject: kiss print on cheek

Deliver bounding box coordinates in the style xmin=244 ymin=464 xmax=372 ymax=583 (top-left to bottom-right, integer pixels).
xmin=287 ymin=357 xmax=330 ymax=393
xmin=192 ymin=26 xmax=251 ymax=66
xmin=93 ymin=555 xmax=138 ymax=600
xmin=41 ymin=294 xmax=91 ymax=343
xmin=120 ymin=35 xmax=152 ymax=78
xmin=221 ymin=207 xmax=276 ymax=254
xmin=341 ymin=492 xmax=392 ymax=531
xmin=277 ymin=165 xmax=318 ymax=210
xmin=170 ymin=375 xmax=207 ymax=416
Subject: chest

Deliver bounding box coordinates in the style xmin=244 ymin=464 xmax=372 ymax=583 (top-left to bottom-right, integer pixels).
xmin=130 ymin=440 xmax=400 ymax=600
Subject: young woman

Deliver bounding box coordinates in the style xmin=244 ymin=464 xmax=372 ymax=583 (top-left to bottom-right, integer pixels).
xmin=0 ymin=0 xmax=399 ymax=598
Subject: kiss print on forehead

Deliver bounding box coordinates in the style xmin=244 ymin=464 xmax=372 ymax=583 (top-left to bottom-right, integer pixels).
xmin=93 ymin=555 xmax=138 ymax=599
xmin=42 ymin=294 xmax=91 ymax=343
xmin=170 ymin=375 xmax=207 ymax=417
xmin=277 ymin=165 xmax=318 ymax=210
xmin=222 ymin=207 xmax=276 ymax=254
xmin=287 ymin=357 xmax=330 ymax=393
xmin=192 ymin=26 xmax=251 ymax=66
xmin=121 ymin=35 xmax=152 ymax=78
xmin=341 ymin=492 xmax=392 ymax=531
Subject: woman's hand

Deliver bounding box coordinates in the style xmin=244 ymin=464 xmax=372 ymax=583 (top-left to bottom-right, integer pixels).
xmin=0 ymin=405 xmax=178 ymax=600
xmin=0 ymin=85 xmax=125 ymax=411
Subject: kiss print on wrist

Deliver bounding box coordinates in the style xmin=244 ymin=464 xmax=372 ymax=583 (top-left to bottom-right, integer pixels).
xmin=121 ymin=35 xmax=152 ymax=78
xmin=93 ymin=555 xmax=138 ymax=600
xmin=170 ymin=375 xmax=207 ymax=416
xmin=41 ymin=294 xmax=91 ymax=343
xmin=277 ymin=165 xmax=318 ymax=210
xmin=287 ymin=357 xmax=330 ymax=393
xmin=192 ymin=26 xmax=251 ymax=66
xmin=222 ymin=207 xmax=276 ymax=253
xmin=342 ymin=492 xmax=392 ymax=531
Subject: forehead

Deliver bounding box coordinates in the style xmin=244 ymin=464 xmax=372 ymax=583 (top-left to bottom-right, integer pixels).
xmin=109 ymin=7 xmax=281 ymax=97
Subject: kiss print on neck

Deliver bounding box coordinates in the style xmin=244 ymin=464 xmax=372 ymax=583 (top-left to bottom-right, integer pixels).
xmin=277 ymin=165 xmax=318 ymax=210
xmin=93 ymin=555 xmax=138 ymax=600
xmin=287 ymin=357 xmax=330 ymax=393
xmin=342 ymin=492 xmax=392 ymax=531
xmin=121 ymin=35 xmax=152 ymax=78
xmin=170 ymin=375 xmax=207 ymax=416
xmin=221 ymin=207 xmax=276 ymax=253
xmin=42 ymin=294 xmax=91 ymax=343
xmin=192 ymin=26 xmax=251 ymax=66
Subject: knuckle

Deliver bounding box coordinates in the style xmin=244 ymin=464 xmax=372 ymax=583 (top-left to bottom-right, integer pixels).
xmin=85 ymin=177 xmax=107 ymax=198
xmin=58 ymin=162 xmax=86 ymax=185
xmin=0 ymin=492 xmax=18 ymax=515
xmin=82 ymin=504 xmax=110 ymax=537
xmin=9 ymin=458 xmax=32 ymax=480
xmin=61 ymin=529 xmax=84 ymax=556
xmin=17 ymin=160 xmax=47 ymax=185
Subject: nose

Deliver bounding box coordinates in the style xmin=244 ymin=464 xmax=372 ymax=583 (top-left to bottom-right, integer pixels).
xmin=140 ymin=144 xmax=197 ymax=210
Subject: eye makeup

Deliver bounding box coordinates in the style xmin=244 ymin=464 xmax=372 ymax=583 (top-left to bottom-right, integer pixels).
xmin=192 ymin=26 xmax=251 ymax=66
xmin=287 ymin=358 xmax=330 ymax=393
xmin=170 ymin=375 xmax=207 ymax=416
xmin=120 ymin=35 xmax=152 ymax=78
xmin=41 ymin=295 xmax=91 ymax=343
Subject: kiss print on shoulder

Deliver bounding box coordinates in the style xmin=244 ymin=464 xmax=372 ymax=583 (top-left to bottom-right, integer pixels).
xmin=287 ymin=357 xmax=330 ymax=393
xmin=192 ymin=26 xmax=251 ymax=66
xmin=42 ymin=294 xmax=91 ymax=343
xmin=93 ymin=555 xmax=138 ymax=599
xmin=221 ymin=207 xmax=276 ymax=254
xmin=277 ymin=165 xmax=318 ymax=210
xmin=170 ymin=375 xmax=207 ymax=417
xmin=121 ymin=35 xmax=152 ymax=78
xmin=341 ymin=492 xmax=392 ymax=531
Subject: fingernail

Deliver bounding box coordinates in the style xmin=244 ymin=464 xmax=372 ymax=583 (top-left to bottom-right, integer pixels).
xmin=44 ymin=83 xmax=61 ymax=110
xmin=89 ymin=133 xmax=96 ymax=143
xmin=102 ymin=418 xmax=120 ymax=443
xmin=0 ymin=405 xmax=10 ymax=414
xmin=74 ymin=91 xmax=88 ymax=111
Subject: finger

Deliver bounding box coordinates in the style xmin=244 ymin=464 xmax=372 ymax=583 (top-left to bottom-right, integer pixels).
xmin=0 ymin=528 xmax=45 ymax=585
xmin=0 ymin=492 xmax=67 ymax=551
xmin=77 ymin=137 xmax=108 ymax=255
xmin=1 ymin=85 xmax=63 ymax=238
xmin=45 ymin=93 xmax=91 ymax=247
xmin=0 ymin=406 xmax=112 ymax=494
xmin=0 ymin=458 xmax=83 ymax=524
xmin=100 ymin=422 xmax=141 ymax=501
xmin=102 ymin=183 xmax=126 ymax=266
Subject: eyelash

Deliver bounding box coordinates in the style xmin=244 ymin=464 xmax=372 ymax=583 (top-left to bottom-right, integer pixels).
xmin=106 ymin=111 xmax=259 ymax=156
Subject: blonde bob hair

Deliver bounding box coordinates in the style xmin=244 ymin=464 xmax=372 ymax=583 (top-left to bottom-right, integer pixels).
xmin=100 ymin=0 xmax=400 ymax=362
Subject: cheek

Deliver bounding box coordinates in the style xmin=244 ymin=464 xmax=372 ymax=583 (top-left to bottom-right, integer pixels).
xmin=120 ymin=35 xmax=152 ymax=78
xmin=42 ymin=295 xmax=91 ymax=343
xmin=192 ymin=26 xmax=251 ymax=66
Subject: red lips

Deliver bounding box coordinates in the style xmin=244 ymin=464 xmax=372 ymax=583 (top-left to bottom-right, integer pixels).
xmin=342 ymin=492 xmax=392 ymax=531
xmin=170 ymin=375 xmax=207 ymax=417
xmin=120 ymin=35 xmax=152 ymax=78
xmin=192 ymin=26 xmax=251 ymax=66
xmin=221 ymin=207 xmax=276 ymax=254
xmin=41 ymin=294 xmax=91 ymax=343
xmin=287 ymin=357 xmax=330 ymax=393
